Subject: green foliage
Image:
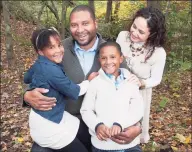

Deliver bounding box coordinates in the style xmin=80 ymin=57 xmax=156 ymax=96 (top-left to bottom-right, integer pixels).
xmin=165 ymin=1 xmax=191 ymax=72
xmin=159 ymin=97 xmax=169 ymax=108
xmin=7 ymin=1 xmax=191 ymax=73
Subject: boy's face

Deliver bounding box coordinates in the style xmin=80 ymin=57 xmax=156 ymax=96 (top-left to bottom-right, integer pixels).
xmin=38 ymin=36 xmax=64 ymax=63
xmin=99 ymin=46 xmax=123 ymax=78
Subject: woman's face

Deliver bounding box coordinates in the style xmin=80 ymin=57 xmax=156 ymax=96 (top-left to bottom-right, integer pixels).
xmin=130 ymin=17 xmax=150 ymax=43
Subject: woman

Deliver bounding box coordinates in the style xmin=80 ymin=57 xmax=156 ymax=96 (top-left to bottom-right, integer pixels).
xmin=116 ymin=7 xmax=166 ymax=143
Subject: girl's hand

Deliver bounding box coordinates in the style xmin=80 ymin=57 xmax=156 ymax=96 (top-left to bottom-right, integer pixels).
xmin=87 ymin=72 xmax=99 ymax=81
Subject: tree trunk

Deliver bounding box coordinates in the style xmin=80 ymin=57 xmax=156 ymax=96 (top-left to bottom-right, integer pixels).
xmin=0 ymin=1 xmax=2 ymax=13
xmin=44 ymin=1 xmax=60 ymax=29
xmin=2 ymin=1 xmax=14 ymax=68
xmin=61 ymin=0 xmax=67 ymax=39
xmin=88 ymin=0 xmax=95 ymax=13
xmin=147 ymin=0 xmax=161 ymax=10
xmin=37 ymin=3 xmax=45 ymax=28
xmin=113 ymin=0 xmax=120 ymax=20
xmin=105 ymin=0 xmax=112 ymax=23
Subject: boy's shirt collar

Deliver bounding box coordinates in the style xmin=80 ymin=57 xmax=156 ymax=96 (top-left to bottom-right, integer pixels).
xmin=105 ymin=69 xmax=127 ymax=87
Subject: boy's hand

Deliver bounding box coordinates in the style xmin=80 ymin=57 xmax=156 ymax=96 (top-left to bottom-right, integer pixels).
xmin=96 ymin=124 xmax=110 ymax=141
xmin=110 ymin=125 xmax=121 ymax=136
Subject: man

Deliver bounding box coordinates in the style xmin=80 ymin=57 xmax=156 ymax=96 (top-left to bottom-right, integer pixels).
xmin=24 ymin=5 xmax=142 ymax=152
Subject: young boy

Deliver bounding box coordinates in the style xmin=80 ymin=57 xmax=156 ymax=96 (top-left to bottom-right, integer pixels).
xmin=24 ymin=27 xmax=92 ymax=151
xmin=80 ymin=41 xmax=144 ymax=152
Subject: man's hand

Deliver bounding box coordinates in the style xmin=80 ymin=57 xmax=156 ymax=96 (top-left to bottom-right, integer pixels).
xmin=111 ymin=125 xmax=141 ymax=144
xmin=128 ymin=74 xmax=141 ymax=87
xmin=96 ymin=124 xmax=111 ymax=141
xmin=24 ymin=88 xmax=57 ymax=111
xmin=87 ymin=72 xmax=99 ymax=81
xmin=110 ymin=125 xmax=121 ymax=136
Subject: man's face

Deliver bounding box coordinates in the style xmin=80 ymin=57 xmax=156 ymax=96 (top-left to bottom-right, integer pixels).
xmin=99 ymin=46 xmax=123 ymax=78
xmin=70 ymin=11 xmax=97 ymax=49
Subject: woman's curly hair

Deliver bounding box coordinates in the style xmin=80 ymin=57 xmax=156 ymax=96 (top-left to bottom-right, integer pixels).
xmin=128 ymin=7 xmax=166 ymax=60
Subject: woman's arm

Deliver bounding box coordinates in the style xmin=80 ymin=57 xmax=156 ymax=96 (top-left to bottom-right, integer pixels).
xmin=141 ymin=48 xmax=166 ymax=89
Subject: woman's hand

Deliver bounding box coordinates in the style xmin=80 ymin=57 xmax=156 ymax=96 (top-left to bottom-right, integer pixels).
xmin=24 ymin=88 xmax=57 ymax=110
xmin=128 ymin=74 xmax=142 ymax=87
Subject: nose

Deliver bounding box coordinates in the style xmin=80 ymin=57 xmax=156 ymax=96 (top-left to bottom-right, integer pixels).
xmin=77 ymin=25 xmax=84 ymax=33
xmin=106 ymin=58 xmax=112 ymax=64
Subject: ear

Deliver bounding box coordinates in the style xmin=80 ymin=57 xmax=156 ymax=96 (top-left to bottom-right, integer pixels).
xmin=120 ymin=55 xmax=124 ymax=64
xmin=95 ymin=19 xmax=98 ymax=29
xmin=38 ymin=50 xmax=44 ymax=56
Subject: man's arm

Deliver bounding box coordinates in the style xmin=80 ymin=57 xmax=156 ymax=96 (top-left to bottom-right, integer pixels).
xmin=23 ymin=88 xmax=56 ymax=111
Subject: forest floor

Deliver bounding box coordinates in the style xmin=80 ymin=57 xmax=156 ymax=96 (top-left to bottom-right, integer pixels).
xmin=1 ymin=19 xmax=191 ymax=152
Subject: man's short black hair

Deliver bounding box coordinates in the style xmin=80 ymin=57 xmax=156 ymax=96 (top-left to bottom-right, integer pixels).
xmin=98 ymin=41 xmax=123 ymax=56
xmin=70 ymin=5 xmax=95 ymax=20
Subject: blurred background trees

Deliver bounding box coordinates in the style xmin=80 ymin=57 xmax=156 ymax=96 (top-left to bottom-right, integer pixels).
xmin=2 ymin=0 xmax=191 ymax=72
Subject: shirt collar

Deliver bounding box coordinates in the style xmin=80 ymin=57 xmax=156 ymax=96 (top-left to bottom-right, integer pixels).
xmin=105 ymin=69 xmax=126 ymax=81
xmin=74 ymin=36 xmax=99 ymax=52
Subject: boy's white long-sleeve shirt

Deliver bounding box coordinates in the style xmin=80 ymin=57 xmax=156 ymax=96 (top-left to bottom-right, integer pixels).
xmin=80 ymin=68 xmax=144 ymax=150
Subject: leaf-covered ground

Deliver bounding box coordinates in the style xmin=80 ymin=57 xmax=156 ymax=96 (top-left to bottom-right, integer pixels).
xmin=1 ymin=19 xmax=191 ymax=152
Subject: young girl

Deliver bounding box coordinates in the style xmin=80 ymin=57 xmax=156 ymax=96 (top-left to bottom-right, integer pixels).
xmin=24 ymin=27 xmax=92 ymax=152
xmin=80 ymin=41 xmax=144 ymax=152
xmin=116 ymin=7 xmax=166 ymax=143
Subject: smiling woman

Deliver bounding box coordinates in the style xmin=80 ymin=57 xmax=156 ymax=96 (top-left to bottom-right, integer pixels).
xmin=116 ymin=6 xmax=167 ymax=144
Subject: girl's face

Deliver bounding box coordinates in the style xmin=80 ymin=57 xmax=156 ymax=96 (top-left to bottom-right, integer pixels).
xmin=38 ymin=36 xmax=64 ymax=63
xmin=130 ymin=17 xmax=150 ymax=43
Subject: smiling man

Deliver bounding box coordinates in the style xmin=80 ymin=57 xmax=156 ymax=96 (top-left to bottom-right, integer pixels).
xmin=23 ymin=5 xmax=142 ymax=152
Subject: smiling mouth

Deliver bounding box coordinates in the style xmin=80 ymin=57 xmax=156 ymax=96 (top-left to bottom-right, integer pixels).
xmin=131 ymin=34 xmax=138 ymax=40
xmin=105 ymin=65 xmax=115 ymax=69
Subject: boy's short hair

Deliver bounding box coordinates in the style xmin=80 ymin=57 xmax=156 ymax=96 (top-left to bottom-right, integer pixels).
xmin=98 ymin=41 xmax=123 ymax=56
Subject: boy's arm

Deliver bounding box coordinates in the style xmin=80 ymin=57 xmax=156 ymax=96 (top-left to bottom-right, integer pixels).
xmin=80 ymin=80 xmax=103 ymax=133
xmin=125 ymin=84 xmax=144 ymax=127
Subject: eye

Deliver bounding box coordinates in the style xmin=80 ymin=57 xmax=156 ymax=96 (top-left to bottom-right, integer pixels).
xmin=83 ymin=22 xmax=88 ymax=26
xmin=71 ymin=24 xmax=76 ymax=28
xmin=58 ymin=43 xmax=62 ymax=47
xmin=100 ymin=57 xmax=106 ymax=60
xmin=110 ymin=55 xmax=116 ymax=59
xmin=139 ymin=30 xmax=145 ymax=34
xmin=133 ymin=24 xmax=137 ymax=29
